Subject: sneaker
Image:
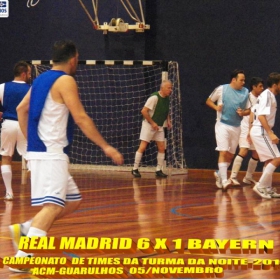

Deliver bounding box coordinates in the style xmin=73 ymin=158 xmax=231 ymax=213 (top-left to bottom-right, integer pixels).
xmin=230 ymin=177 xmax=241 ymax=186
xmin=267 ymin=187 xmax=280 ymax=198
xmin=4 ymin=193 xmax=14 ymax=200
xmin=9 ymin=224 xmax=25 ymax=251
xmin=243 ymin=177 xmax=257 ymax=185
xmin=9 ymin=267 xmax=30 ymax=273
xmin=131 ymin=169 xmax=141 ymax=178
xmin=155 ymin=170 xmax=168 ymax=178
xmin=222 ymin=179 xmax=232 ymax=190
xmin=214 ymin=171 xmax=222 ymax=189
xmin=253 ymin=183 xmax=271 ymax=199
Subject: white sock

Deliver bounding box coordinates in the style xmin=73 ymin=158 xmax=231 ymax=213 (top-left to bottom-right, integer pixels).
xmin=259 ymin=163 xmax=276 ymax=188
xmin=245 ymin=157 xmax=258 ymax=178
xmin=218 ymin=162 xmax=228 ymax=182
xmin=231 ymin=155 xmax=243 ymax=178
xmin=156 ymin=153 xmax=165 ymax=171
xmin=15 ymin=227 xmax=47 ymax=258
xmin=21 ymin=220 xmax=33 ymax=235
xmin=1 ymin=165 xmax=12 ymax=195
xmin=133 ymin=152 xmax=142 ymax=170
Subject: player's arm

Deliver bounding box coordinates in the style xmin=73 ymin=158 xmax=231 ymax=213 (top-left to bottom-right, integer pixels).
xmin=247 ymin=110 xmax=255 ymax=144
xmin=16 ymin=88 xmax=31 ymax=139
xmin=258 ymin=115 xmax=279 ymax=144
xmin=206 ymin=98 xmax=223 ymax=112
xmin=141 ymin=106 xmax=158 ymax=130
xmin=58 ymin=76 xmax=123 ymax=165
xmin=167 ymin=114 xmax=172 ymax=129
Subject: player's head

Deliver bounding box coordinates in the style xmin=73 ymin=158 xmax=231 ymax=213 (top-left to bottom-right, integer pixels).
xmin=52 ymin=40 xmax=79 ymax=75
xmin=230 ymin=69 xmax=245 ymax=90
xmin=13 ymin=61 xmax=31 ymax=83
xmin=250 ymin=77 xmax=264 ymax=96
xmin=160 ymin=80 xmax=173 ymax=97
xmin=267 ymin=72 xmax=280 ymax=95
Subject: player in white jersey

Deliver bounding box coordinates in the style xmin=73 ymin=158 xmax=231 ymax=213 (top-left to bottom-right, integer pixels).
xmin=8 ymin=40 xmax=124 ymax=273
xmin=0 ymin=61 xmax=31 ymax=200
xmin=206 ymin=69 xmax=250 ymax=190
xmin=229 ymin=77 xmax=264 ymax=185
xmin=249 ymin=73 xmax=280 ymax=199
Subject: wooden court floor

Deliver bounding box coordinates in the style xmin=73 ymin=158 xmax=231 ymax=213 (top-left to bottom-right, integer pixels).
xmin=1 ymin=162 xmax=280 ymax=279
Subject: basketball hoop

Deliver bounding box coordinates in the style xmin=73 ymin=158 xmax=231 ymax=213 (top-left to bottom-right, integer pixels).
xmin=77 ymin=0 xmax=150 ymax=34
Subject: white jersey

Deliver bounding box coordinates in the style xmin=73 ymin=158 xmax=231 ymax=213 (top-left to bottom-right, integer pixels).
xmin=208 ymin=85 xmax=223 ymax=121
xmin=240 ymin=92 xmax=258 ymax=138
xmin=252 ymin=89 xmax=277 ymax=129
xmin=27 ymin=91 xmax=70 ymax=161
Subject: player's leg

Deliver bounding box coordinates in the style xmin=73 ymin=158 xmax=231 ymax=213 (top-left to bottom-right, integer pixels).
xmin=230 ymin=146 xmax=249 ymax=185
xmin=250 ymin=128 xmax=279 ymax=199
xmin=243 ymin=149 xmax=259 ymax=184
xmin=132 ymin=121 xmax=153 ymax=177
xmin=1 ymin=120 xmax=18 ymax=200
xmin=155 ymin=140 xmax=167 ymax=177
xmin=216 ymin=122 xmax=239 ymax=189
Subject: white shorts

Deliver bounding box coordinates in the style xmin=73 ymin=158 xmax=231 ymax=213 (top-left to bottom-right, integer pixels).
xmin=215 ymin=121 xmax=240 ymax=154
xmin=0 ymin=120 xmax=27 ymax=157
xmin=139 ymin=121 xmax=165 ymax=143
xmin=250 ymin=126 xmax=280 ymax=162
xmin=239 ymin=137 xmax=255 ymax=150
xmin=28 ymin=158 xmax=82 ymax=207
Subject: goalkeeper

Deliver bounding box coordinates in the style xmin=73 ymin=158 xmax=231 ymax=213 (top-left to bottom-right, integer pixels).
xmin=132 ymin=80 xmax=172 ymax=178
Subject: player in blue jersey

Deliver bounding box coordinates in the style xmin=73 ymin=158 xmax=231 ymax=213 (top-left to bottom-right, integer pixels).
xmin=132 ymin=80 xmax=172 ymax=178
xmin=0 ymin=61 xmax=31 ymax=200
xmin=206 ymin=69 xmax=250 ymax=190
xmin=229 ymin=77 xmax=264 ymax=185
xmin=8 ymin=40 xmax=123 ymax=272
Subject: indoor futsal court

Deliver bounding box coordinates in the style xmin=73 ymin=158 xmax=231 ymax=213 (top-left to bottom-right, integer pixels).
xmin=0 ymin=164 xmax=280 ymax=279
xmin=2 ymin=1 xmax=280 ymax=280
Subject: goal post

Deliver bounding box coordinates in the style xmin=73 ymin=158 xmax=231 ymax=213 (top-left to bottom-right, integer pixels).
xmin=28 ymin=60 xmax=187 ymax=175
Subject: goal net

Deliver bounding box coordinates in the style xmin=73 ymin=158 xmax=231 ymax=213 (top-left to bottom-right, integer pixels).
xmin=30 ymin=60 xmax=187 ymax=174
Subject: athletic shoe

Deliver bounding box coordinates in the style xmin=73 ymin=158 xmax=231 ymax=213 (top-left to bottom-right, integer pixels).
xmin=267 ymin=187 xmax=280 ymax=198
xmin=155 ymin=170 xmax=168 ymax=178
xmin=9 ymin=224 xmax=25 ymax=251
xmin=253 ymin=183 xmax=271 ymax=199
xmin=4 ymin=193 xmax=14 ymax=200
xmin=243 ymin=177 xmax=257 ymax=185
xmin=214 ymin=171 xmax=222 ymax=189
xmin=131 ymin=169 xmax=141 ymax=178
xmin=230 ymin=177 xmax=241 ymax=186
xmin=9 ymin=267 xmax=30 ymax=273
xmin=222 ymin=179 xmax=232 ymax=190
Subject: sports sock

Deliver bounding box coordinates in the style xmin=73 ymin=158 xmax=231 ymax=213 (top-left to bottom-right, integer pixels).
xmin=156 ymin=152 xmax=165 ymax=171
xmin=21 ymin=220 xmax=33 ymax=235
xmin=1 ymin=165 xmax=13 ymax=195
xmin=15 ymin=227 xmax=47 ymax=257
xmin=218 ymin=162 xmax=228 ymax=182
xmin=245 ymin=157 xmax=258 ymax=178
xmin=133 ymin=152 xmax=142 ymax=170
xmin=259 ymin=163 xmax=275 ymax=188
xmin=230 ymin=155 xmax=243 ymax=178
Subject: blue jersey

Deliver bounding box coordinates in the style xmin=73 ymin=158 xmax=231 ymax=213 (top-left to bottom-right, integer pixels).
xmin=2 ymin=81 xmax=30 ymax=120
xmin=220 ymin=84 xmax=249 ymax=127
xmin=28 ymin=70 xmax=74 ymax=154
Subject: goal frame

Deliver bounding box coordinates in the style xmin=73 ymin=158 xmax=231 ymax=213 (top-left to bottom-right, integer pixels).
xmin=27 ymin=60 xmax=187 ymax=175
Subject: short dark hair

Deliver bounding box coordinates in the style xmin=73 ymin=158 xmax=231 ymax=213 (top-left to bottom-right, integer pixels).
xmin=13 ymin=61 xmax=30 ymax=77
xmin=230 ymin=69 xmax=245 ymax=80
xmin=267 ymin=72 xmax=280 ymax=88
xmin=52 ymin=40 xmax=77 ymax=63
xmin=250 ymin=77 xmax=264 ymax=91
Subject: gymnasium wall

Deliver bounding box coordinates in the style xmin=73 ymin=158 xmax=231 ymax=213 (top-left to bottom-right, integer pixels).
xmin=1 ymin=0 xmax=280 ymax=169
